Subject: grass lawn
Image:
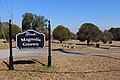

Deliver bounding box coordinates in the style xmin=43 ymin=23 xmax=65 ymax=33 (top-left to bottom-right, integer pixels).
xmin=0 ymin=40 xmax=120 ymax=79
xmin=0 ymin=54 xmax=120 ymax=80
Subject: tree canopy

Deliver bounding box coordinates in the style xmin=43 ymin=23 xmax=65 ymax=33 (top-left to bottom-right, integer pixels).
xmin=77 ymin=23 xmax=101 ymax=45
xmin=42 ymin=28 xmax=48 ymax=41
xmin=53 ymin=25 xmax=71 ymax=43
xmin=22 ymin=12 xmax=48 ymax=32
xmin=109 ymin=28 xmax=120 ymax=41
xmin=0 ymin=22 xmax=22 ymax=41
xmin=5 ymin=24 xmax=22 ymax=41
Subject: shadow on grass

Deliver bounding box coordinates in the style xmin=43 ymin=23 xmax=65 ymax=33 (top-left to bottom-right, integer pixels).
xmin=97 ymin=47 xmax=109 ymax=50
xmin=2 ymin=59 xmax=46 ymax=70
xmin=76 ymin=43 xmax=94 ymax=46
xmin=52 ymin=48 xmax=85 ymax=55
xmin=13 ymin=60 xmax=36 ymax=64
xmin=52 ymin=48 xmax=120 ymax=60
xmin=3 ymin=60 xmax=36 ymax=68
xmin=3 ymin=60 xmax=36 ymax=69
xmin=3 ymin=61 xmax=10 ymax=69
xmin=32 ymin=59 xmax=46 ymax=66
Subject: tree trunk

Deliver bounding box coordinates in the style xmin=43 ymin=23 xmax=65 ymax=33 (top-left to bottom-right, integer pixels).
xmin=87 ymin=40 xmax=90 ymax=46
xmin=60 ymin=40 xmax=62 ymax=43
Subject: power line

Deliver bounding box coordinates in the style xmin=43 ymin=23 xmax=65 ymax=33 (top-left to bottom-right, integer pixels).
xmin=0 ymin=0 xmax=13 ymax=22
xmin=0 ymin=6 xmax=8 ymax=21
xmin=0 ymin=0 xmax=9 ymax=18
xmin=3 ymin=0 xmax=11 ymax=18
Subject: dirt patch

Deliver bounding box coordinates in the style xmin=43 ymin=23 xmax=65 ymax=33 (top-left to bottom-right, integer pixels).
xmin=0 ymin=41 xmax=16 ymax=49
xmin=0 ymin=54 xmax=120 ymax=80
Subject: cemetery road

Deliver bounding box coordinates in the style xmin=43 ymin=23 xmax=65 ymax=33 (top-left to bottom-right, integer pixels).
xmin=0 ymin=48 xmax=120 ymax=61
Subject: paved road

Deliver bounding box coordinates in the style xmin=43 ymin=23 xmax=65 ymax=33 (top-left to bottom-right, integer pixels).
xmin=0 ymin=48 xmax=69 ymax=60
xmin=0 ymin=48 xmax=120 ymax=61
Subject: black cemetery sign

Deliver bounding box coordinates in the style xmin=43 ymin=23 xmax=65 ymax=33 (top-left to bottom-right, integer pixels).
xmin=16 ymin=30 xmax=45 ymax=50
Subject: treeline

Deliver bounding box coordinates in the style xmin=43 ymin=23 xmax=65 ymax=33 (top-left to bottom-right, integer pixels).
xmin=0 ymin=12 xmax=120 ymax=44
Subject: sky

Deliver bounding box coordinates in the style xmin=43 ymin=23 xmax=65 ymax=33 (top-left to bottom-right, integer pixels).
xmin=0 ymin=0 xmax=120 ymax=33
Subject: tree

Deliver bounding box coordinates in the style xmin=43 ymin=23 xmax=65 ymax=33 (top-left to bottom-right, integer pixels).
xmin=53 ymin=25 xmax=71 ymax=43
xmin=77 ymin=23 xmax=101 ymax=45
xmin=0 ymin=22 xmax=9 ymax=40
xmin=42 ymin=28 xmax=48 ymax=41
xmin=0 ymin=21 xmax=2 ymax=39
xmin=1 ymin=22 xmax=9 ymax=31
xmin=5 ymin=24 xmax=22 ymax=41
xmin=102 ymin=30 xmax=113 ymax=41
xmin=93 ymin=30 xmax=113 ymax=44
xmin=109 ymin=28 xmax=120 ymax=41
xmin=22 ymin=13 xmax=34 ymax=31
xmin=0 ymin=21 xmax=2 ymax=31
xmin=0 ymin=22 xmax=22 ymax=41
xmin=22 ymin=12 xmax=48 ymax=32
xmin=12 ymin=24 xmax=22 ymax=41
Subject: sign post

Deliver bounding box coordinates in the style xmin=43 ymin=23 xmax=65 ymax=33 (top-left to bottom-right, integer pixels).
xmin=16 ymin=21 xmax=52 ymax=68
xmin=9 ymin=19 xmax=14 ymax=70
xmin=48 ymin=21 xmax=51 ymax=68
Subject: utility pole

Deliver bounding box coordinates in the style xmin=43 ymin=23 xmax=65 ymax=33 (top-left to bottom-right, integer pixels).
xmin=9 ymin=19 xmax=14 ymax=70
